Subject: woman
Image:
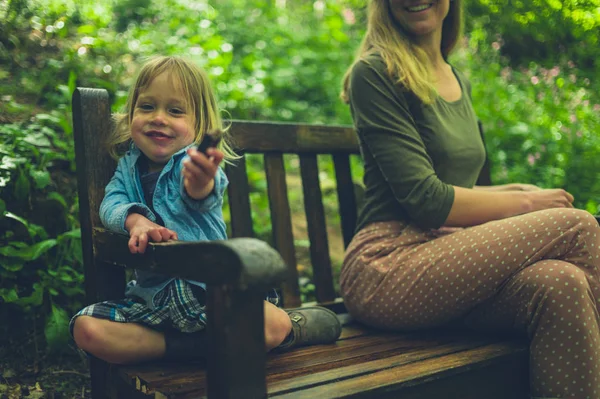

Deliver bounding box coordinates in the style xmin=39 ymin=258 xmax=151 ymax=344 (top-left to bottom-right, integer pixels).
xmin=340 ymin=1 xmax=600 ymax=398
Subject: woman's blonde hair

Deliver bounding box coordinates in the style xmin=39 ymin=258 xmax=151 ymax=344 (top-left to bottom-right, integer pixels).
xmin=341 ymin=0 xmax=463 ymax=104
xmin=107 ymin=56 xmax=238 ymax=162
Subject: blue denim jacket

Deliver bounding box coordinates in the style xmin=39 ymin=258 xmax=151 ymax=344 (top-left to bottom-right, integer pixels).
xmin=99 ymin=143 xmax=228 ymax=309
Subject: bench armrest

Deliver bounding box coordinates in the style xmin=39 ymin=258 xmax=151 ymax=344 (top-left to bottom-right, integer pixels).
xmin=93 ymin=228 xmax=288 ymax=290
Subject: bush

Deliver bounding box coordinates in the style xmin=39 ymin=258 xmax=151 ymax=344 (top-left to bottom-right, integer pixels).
xmin=466 ymin=0 xmax=600 ymax=71
xmin=0 ymin=115 xmax=83 ymax=353
xmin=453 ymin=26 xmax=600 ymax=211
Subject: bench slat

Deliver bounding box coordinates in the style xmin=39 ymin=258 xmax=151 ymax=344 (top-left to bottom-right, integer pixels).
xmin=272 ymin=342 xmax=528 ymax=399
xmin=225 ymin=158 xmax=254 ymax=238
xmin=267 ymin=337 xmax=464 ymax=378
xmin=267 ymin=341 xmax=489 ymax=395
xmin=264 ymin=153 xmax=302 ymax=308
xmin=229 ymin=121 xmax=359 ymax=154
xmin=332 ymin=154 xmax=358 ymax=249
xmin=299 ymin=154 xmax=336 ymax=303
xmin=265 ymin=329 xmax=493 ymax=376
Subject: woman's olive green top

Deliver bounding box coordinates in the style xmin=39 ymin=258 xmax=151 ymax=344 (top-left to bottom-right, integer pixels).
xmin=348 ymin=55 xmax=486 ymax=231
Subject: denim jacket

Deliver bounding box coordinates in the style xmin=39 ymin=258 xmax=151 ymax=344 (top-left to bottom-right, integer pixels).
xmin=99 ymin=143 xmax=228 ymax=309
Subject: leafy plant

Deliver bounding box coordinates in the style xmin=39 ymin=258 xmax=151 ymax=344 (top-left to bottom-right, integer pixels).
xmin=0 ymin=115 xmax=83 ymax=353
xmin=453 ymin=28 xmax=600 ymax=211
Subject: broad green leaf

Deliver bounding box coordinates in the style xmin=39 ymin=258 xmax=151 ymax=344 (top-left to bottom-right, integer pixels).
xmin=44 ymin=303 xmax=70 ymax=353
xmin=0 ymin=287 xmax=19 ymax=303
xmin=61 ymin=286 xmax=85 ymax=297
xmin=0 ymin=257 xmax=24 ymax=272
xmin=58 ymin=228 xmax=81 ymax=239
xmin=14 ymin=169 xmax=30 ymax=202
xmin=4 ymin=212 xmax=29 ymax=227
xmin=4 ymin=213 xmax=45 ymax=239
xmin=47 ymin=192 xmax=67 ymax=208
xmin=34 ymin=113 xmax=61 ymax=124
xmin=13 ymin=283 xmax=44 ymax=307
xmin=0 ymin=239 xmax=57 ymax=260
xmin=23 ymin=131 xmax=52 ymax=147
xmin=30 ymin=169 xmax=51 ymax=189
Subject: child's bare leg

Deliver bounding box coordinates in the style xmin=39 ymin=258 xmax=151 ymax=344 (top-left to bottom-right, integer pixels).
xmin=73 ymin=316 xmax=165 ymax=364
xmin=74 ymin=300 xmax=341 ymax=362
xmin=264 ymin=301 xmax=292 ymax=351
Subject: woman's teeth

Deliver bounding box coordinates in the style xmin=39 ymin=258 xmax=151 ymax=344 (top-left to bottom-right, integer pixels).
xmin=407 ymin=4 xmax=432 ymax=12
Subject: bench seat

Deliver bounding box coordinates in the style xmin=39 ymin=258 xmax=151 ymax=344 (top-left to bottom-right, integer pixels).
xmin=113 ymin=315 xmax=528 ymax=399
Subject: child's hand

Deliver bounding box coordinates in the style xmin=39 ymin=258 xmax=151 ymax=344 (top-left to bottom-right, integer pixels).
xmin=182 ymin=147 xmax=224 ymax=200
xmin=125 ymin=213 xmax=178 ymax=254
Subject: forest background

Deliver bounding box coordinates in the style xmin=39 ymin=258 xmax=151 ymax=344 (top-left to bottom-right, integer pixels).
xmin=1 ymin=0 xmax=600 ymax=397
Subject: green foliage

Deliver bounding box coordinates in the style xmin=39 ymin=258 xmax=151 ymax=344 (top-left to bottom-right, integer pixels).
xmin=215 ymin=0 xmax=357 ymax=123
xmin=0 ymin=116 xmax=83 ymax=353
xmin=44 ymin=303 xmax=71 ymax=352
xmin=466 ymin=0 xmax=600 ymax=70
xmin=453 ymin=29 xmax=600 ymax=211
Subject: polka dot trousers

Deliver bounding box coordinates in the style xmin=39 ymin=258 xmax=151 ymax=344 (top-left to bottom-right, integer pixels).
xmin=340 ymin=209 xmax=600 ymax=399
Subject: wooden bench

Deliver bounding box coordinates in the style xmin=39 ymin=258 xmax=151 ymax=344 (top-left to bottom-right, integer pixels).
xmin=72 ymin=87 xmax=529 ymax=399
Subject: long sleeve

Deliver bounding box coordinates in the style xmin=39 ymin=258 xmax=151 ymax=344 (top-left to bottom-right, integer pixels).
xmin=178 ymin=166 xmax=228 ymax=213
xmin=99 ymin=159 xmax=154 ymax=234
xmin=349 ymin=59 xmax=455 ymax=229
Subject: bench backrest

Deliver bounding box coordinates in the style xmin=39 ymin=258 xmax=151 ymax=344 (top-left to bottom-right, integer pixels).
xmin=225 ymin=122 xmax=361 ymax=308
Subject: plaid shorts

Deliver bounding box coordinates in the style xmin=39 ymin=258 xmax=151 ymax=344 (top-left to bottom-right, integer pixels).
xmin=69 ymin=278 xmax=280 ymax=336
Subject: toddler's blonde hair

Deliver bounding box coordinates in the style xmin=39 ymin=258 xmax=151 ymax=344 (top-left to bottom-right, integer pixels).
xmin=107 ymin=56 xmax=237 ymax=162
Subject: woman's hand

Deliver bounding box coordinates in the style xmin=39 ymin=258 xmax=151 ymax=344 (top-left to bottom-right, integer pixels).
xmin=511 ymin=183 xmax=542 ymax=192
xmin=448 ymin=186 xmax=575 ymax=227
xmin=474 ymin=183 xmax=542 ymax=192
xmin=182 ymin=147 xmax=224 ymax=200
xmin=527 ymin=188 xmax=575 ymax=212
xmin=125 ymin=213 xmax=178 ymax=254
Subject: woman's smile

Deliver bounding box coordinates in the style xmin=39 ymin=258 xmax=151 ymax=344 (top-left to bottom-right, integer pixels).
xmin=389 ymin=0 xmax=450 ymax=38
xmin=405 ymin=3 xmax=433 ymax=13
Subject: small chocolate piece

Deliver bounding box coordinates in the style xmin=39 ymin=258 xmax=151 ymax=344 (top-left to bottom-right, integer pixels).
xmin=197 ymin=129 xmax=223 ymax=154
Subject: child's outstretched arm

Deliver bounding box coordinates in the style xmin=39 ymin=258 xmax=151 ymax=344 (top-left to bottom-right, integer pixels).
xmin=125 ymin=212 xmax=178 ymax=254
xmin=182 ymin=147 xmax=225 ymax=200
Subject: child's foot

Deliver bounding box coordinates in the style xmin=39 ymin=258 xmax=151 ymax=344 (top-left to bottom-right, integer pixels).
xmin=277 ymin=306 xmax=341 ymax=351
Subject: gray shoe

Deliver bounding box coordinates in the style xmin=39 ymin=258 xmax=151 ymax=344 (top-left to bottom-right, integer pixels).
xmin=278 ymin=306 xmax=341 ymax=350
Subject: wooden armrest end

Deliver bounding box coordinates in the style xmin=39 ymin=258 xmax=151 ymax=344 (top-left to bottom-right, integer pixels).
xmin=93 ymin=228 xmax=288 ymax=289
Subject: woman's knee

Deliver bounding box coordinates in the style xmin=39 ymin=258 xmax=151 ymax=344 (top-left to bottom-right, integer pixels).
xmin=264 ymin=303 xmax=292 ymax=350
xmin=533 ymin=264 xmax=592 ymax=310
xmin=548 ymin=208 xmax=598 ymax=230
